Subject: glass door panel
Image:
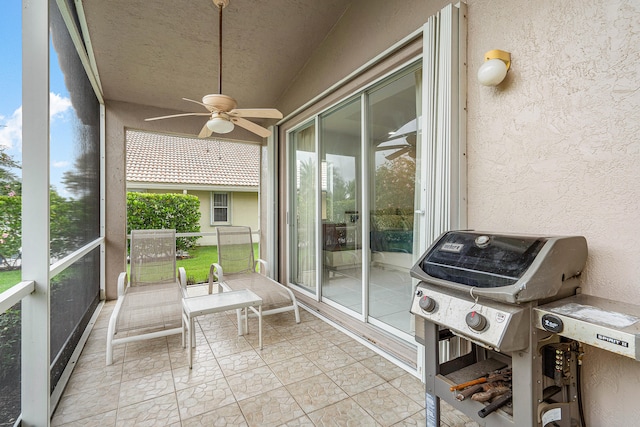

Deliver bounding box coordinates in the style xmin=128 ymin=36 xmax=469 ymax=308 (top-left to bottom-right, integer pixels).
xmin=367 ymin=70 xmax=421 ymax=333
xmin=289 ymin=122 xmax=317 ymax=293
xmin=320 ymin=99 xmax=362 ymax=313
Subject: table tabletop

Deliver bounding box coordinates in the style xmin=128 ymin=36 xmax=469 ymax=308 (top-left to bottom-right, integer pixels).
xmin=183 ymin=289 xmax=262 ymax=317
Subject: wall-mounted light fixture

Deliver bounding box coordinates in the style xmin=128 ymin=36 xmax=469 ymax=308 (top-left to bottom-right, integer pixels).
xmin=477 ymin=49 xmax=511 ymax=86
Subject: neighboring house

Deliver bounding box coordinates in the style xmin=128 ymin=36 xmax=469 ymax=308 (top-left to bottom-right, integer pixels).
xmin=125 ymin=130 xmax=259 ymax=246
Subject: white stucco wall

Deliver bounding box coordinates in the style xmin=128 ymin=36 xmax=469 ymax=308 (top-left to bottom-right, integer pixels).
xmin=466 ymin=0 xmax=640 ymax=424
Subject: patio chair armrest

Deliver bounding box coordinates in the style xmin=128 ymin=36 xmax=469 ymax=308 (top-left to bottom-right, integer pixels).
xmin=117 ymin=271 xmax=128 ymax=297
xmin=255 ymin=258 xmax=269 ymax=276
xmin=178 ymin=267 xmax=187 ymax=297
xmin=208 ymin=263 xmax=224 ymax=294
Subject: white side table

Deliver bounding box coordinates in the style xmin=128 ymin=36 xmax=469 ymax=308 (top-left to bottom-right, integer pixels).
xmin=182 ymin=289 xmax=262 ymax=368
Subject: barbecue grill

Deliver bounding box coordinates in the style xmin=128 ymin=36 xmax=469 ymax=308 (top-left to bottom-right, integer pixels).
xmin=410 ymin=230 xmax=587 ymax=427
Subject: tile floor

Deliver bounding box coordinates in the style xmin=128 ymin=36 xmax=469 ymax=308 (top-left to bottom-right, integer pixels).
xmin=51 ymin=299 xmax=477 ymax=426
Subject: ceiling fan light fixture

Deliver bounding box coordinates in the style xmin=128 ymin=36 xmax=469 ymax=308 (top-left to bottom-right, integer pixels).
xmin=207 ymin=116 xmax=234 ymax=134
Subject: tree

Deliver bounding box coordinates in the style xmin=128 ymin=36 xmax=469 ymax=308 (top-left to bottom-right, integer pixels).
xmin=0 ymin=146 xmax=21 ymax=196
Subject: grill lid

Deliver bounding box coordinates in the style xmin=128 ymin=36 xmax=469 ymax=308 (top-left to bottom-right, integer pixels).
xmin=410 ymin=231 xmax=588 ymax=303
xmin=419 ymin=232 xmax=545 ymax=288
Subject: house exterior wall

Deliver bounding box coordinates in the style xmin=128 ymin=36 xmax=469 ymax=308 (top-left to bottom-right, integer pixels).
xmin=134 ymin=189 xmax=259 ymax=246
xmin=465 ymin=1 xmax=640 ymax=425
xmin=275 ymin=0 xmax=640 ymax=424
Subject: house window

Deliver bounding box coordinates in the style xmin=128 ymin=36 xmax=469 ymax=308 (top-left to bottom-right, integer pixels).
xmin=211 ymin=192 xmax=230 ymax=224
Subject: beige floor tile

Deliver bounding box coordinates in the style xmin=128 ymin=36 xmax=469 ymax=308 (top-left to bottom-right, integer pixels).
xmin=169 ymin=342 xmax=215 ymax=368
xmin=56 ymin=305 xmax=478 ymax=427
xmin=175 ymin=377 xmax=236 ymax=419
xmin=319 ymin=328 xmax=354 ymax=345
xmin=217 ymin=349 xmax=266 ymax=376
xmin=280 ymin=415 xmax=315 ymax=426
xmin=121 ymin=352 xmax=172 ymax=381
xmin=172 ymin=357 xmax=224 ymax=391
xmin=118 ymin=370 xmax=175 ymax=407
xmin=52 ymin=409 xmax=117 ymax=427
xmin=238 ymin=386 xmax=305 ymax=427
xmin=360 ymin=354 xmax=407 ymax=381
xmin=210 ymin=336 xmax=253 ymax=357
xmin=226 ymin=365 xmax=283 ymax=401
xmin=63 ymin=362 xmax=123 ymax=395
xmin=286 ymin=373 xmax=349 ymax=413
xmin=181 ymin=402 xmax=248 ymax=427
xmin=51 ymin=382 xmax=120 ymax=425
xmin=273 ymin=322 xmax=316 ymax=339
xmin=264 ymin=312 xmax=301 ymax=327
xmin=203 ymin=323 xmax=243 ymax=343
xmin=256 ymin=340 xmax=303 ymax=364
xmin=83 ymin=333 xmax=120 ymax=357
xmin=124 ymin=337 xmax=170 ymax=362
xmin=116 ymin=393 xmax=181 ymax=426
xmin=307 ymin=398 xmax=379 ymax=427
xmin=440 ymin=401 xmax=480 ymax=427
xmin=288 ymin=334 xmax=334 ymax=355
xmin=245 ymin=324 xmax=287 ymax=348
xmin=337 ymin=340 xmax=377 ymax=361
xmin=307 ymin=344 xmax=357 ymax=372
xmin=352 ymin=382 xmax=423 ymax=426
xmin=269 ymin=354 xmax=323 ymax=385
xmin=325 ymin=361 xmax=386 ymax=396
xmin=391 ymin=410 xmax=424 ymax=426
xmin=389 ymin=373 xmax=425 ymax=405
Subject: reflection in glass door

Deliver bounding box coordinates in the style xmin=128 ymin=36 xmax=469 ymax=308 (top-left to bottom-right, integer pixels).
xmin=367 ymin=69 xmax=421 ymax=334
xmin=320 ymin=99 xmax=362 ymax=313
xmin=289 ymin=122 xmax=317 ymax=294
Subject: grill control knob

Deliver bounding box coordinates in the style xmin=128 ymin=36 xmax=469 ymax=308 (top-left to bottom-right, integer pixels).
xmin=466 ymin=311 xmax=487 ymax=332
xmin=419 ymin=295 xmax=436 ymax=313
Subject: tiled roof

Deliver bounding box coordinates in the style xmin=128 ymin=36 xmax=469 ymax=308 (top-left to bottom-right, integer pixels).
xmin=126 ymin=130 xmax=259 ymax=187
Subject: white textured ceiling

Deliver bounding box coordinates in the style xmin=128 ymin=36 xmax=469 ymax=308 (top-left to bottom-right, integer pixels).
xmin=81 ymin=0 xmax=351 ymax=117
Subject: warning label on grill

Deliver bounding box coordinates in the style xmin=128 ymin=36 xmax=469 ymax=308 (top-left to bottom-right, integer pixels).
xmin=596 ymin=334 xmax=629 ymax=348
xmin=441 ymin=242 xmax=464 ymax=253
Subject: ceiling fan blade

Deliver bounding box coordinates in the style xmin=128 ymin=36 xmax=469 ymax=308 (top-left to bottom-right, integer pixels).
xmin=385 ymin=146 xmax=413 ymax=161
xmin=198 ymin=123 xmax=213 ymax=138
xmin=231 ymin=117 xmax=272 ymax=138
xmin=182 ymin=97 xmax=217 ymax=112
xmin=145 ymin=112 xmax=210 ymax=121
xmin=228 ymin=108 xmax=283 ymax=119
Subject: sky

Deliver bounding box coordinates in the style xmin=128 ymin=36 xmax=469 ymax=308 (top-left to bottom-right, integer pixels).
xmin=1 ymin=0 xmax=77 ymax=198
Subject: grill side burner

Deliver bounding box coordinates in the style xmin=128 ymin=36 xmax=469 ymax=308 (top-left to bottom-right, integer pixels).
xmin=411 ymin=231 xmax=588 ymax=427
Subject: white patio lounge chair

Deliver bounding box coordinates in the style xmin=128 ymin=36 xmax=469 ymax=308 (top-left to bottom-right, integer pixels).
xmin=208 ymin=226 xmax=300 ymax=332
xmin=106 ymin=229 xmax=187 ymax=365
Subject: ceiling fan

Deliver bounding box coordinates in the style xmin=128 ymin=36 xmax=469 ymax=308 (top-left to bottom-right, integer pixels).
xmin=145 ymin=0 xmax=282 ymax=138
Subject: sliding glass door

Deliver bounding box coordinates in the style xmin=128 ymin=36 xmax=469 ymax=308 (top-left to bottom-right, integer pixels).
xmin=289 ymin=122 xmax=317 ymax=294
xmin=320 ymin=98 xmax=362 ymax=314
xmin=287 ymin=63 xmax=422 ymax=335
xmin=367 ymin=69 xmax=421 ymax=334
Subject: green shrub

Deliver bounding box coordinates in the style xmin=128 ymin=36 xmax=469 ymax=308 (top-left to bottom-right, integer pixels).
xmin=127 ymin=193 xmax=201 ymax=251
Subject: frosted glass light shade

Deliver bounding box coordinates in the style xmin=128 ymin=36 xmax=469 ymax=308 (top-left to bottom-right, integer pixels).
xmin=478 ymin=58 xmax=508 ymax=86
xmin=206 ymin=116 xmax=234 ymax=133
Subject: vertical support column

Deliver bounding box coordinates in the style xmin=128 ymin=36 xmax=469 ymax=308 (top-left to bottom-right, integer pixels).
xmin=424 ymin=320 xmax=441 ymax=427
xmin=21 ymin=0 xmax=51 ymax=425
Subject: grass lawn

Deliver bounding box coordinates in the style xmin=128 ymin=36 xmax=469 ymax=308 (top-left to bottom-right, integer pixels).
xmin=0 ymin=244 xmax=258 ymax=294
xmin=176 ymin=245 xmax=218 ymax=284
xmin=0 ymin=270 xmax=21 ymax=294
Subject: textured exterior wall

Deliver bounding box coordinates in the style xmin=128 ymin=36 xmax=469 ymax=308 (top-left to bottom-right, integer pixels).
xmin=466 ymin=0 xmax=640 ymax=424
